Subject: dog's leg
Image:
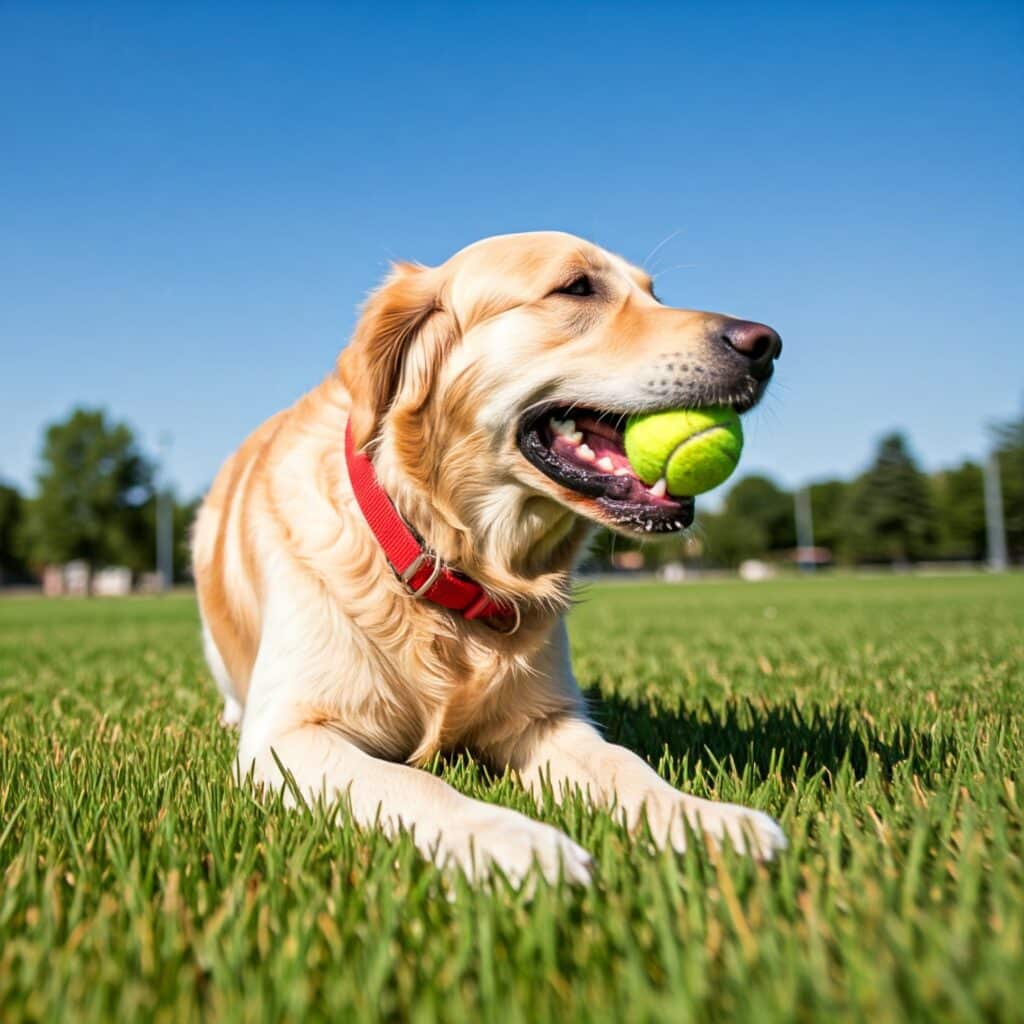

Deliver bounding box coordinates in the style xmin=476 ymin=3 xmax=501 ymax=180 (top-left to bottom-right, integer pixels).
xmin=201 ymin=623 xmax=244 ymax=728
xmin=238 ymin=719 xmax=593 ymax=886
xmin=497 ymin=625 xmax=785 ymax=858
xmin=509 ymin=715 xmax=786 ymax=859
xmin=487 ymin=622 xmax=782 ymax=856
xmin=229 ymin=578 xmax=591 ymax=886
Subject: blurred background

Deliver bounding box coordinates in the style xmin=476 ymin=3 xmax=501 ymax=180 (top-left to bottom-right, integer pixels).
xmin=1 ymin=1 xmax=1021 ymax=593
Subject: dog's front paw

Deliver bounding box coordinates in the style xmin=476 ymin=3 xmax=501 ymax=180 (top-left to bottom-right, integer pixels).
xmin=438 ymin=807 xmax=594 ymax=887
xmin=640 ymin=792 xmax=787 ymax=861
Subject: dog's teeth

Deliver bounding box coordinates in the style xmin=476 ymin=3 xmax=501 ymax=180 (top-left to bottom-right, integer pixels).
xmin=613 ymin=467 xmax=632 ymax=477
xmin=577 ymin=443 xmax=595 ymax=462
xmin=649 ymin=478 xmax=668 ymax=498
xmin=596 ymin=456 xmax=614 ymax=472
xmin=551 ymin=418 xmax=583 ymax=445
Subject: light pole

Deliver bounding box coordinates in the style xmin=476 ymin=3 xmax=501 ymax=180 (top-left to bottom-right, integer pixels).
xmin=794 ymin=485 xmax=815 ymax=572
xmin=157 ymin=432 xmax=174 ymax=591
xmin=984 ymin=451 xmax=1008 ymax=572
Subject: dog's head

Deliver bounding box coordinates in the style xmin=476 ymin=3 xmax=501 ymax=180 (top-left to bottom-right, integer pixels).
xmin=338 ymin=231 xmax=780 ymax=589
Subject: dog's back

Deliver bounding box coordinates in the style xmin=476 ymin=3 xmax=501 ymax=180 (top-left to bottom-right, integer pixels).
xmin=192 ymin=408 xmax=289 ymax=704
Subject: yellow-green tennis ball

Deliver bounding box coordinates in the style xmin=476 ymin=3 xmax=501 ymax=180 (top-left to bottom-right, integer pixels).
xmin=624 ymin=407 xmax=743 ymax=496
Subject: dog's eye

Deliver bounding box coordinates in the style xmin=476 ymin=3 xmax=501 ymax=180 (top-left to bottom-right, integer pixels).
xmin=555 ymin=275 xmax=594 ymax=297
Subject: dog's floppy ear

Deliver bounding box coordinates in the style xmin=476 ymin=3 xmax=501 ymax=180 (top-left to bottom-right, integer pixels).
xmin=338 ymin=262 xmax=452 ymax=450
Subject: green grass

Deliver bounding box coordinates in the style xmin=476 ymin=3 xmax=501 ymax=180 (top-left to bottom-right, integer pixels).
xmin=1 ymin=575 xmax=1022 ymax=1023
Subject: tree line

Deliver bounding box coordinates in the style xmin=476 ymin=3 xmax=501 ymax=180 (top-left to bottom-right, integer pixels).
xmin=0 ymin=406 xmax=1021 ymax=585
xmin=593 ymin=419 xmax=1023 ymax=570
xmin=0 ymin=408 xmax=196 ymax=584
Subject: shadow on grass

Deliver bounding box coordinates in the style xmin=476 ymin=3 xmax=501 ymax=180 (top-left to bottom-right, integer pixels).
xmin=585 ymin=689 xmax=959 ymax=783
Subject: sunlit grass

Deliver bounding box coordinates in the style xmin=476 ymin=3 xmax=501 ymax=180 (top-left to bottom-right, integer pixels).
xmin=1 ymin=574 xmax=1022 ymax=1022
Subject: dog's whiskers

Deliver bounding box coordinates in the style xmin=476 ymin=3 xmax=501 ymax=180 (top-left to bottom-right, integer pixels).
xmin=642 ymin=228 xmax=685 ymax=272
xmin=651 ymin=263 xmax=697 ymax=281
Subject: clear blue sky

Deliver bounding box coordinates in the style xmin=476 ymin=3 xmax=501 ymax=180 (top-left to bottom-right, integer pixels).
xmin=2 ymin=1 xmax=1022 ymax=499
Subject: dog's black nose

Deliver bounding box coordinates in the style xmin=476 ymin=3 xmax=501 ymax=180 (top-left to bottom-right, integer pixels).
xmin=719 ymin=320 xmax=782 ymax=379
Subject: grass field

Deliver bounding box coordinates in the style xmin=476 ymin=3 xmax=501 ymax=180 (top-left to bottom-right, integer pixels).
xmin=1 ymin=575 xmax=1022 ymax=1023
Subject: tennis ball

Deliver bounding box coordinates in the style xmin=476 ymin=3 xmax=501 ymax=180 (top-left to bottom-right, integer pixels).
xmin=624 ymin=407 xmax=743 ymax=496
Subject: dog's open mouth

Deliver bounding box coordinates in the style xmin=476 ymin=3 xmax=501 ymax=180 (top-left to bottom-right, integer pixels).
xmin=517 ymin=406 xmax=696 ymax=533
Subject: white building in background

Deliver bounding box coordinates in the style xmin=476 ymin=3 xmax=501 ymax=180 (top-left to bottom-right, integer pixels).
xmin=42 ymin=562 xmax=136 ymax=596
xmin=63 ymin=560 xmax=91 ymax=595
xmin=42 ymin=565 xmax=65 ymax=596
xmin=659 ymin=562 xmax=688 ymax=583
xmin=92 ymin=566 xmax=133 ymax=596
xmin=739 ymin=559 xmax=777 ymax=582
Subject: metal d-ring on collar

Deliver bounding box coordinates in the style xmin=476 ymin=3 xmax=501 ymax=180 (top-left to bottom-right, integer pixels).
xmin=401 ymin=550 xmax=522 ymax=634
xmin=494 ymin=601 xmax=522 ymax=636
xmin=400 ymin=549 xmax=444 ymax=598
xmin=401 ymin=549 xmax=522 ymax=634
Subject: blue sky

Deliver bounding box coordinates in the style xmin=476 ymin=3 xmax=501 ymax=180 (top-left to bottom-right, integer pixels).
xmin=2 ymin=1 xmax=1022 ymax=499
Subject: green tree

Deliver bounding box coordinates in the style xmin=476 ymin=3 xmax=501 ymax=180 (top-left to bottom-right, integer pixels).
xmin=724 ymin=475 xmax=796 ymax=550
xmin=0 ymin=483 xmax=30 ymax=583
xmin=21 ymin=408 xmax=155 ymax=573
xmin=808 ymin=479 xmax=849 ymax=558
xmin=699 ymin=475 xmax=795 ymax=567
xmin=992 ymin=412 xmax=1024 ymax=562
xmin=932 ymin=461 xmax=986 ymax=561
xmin=698 ymin=508 xmax=764 ymax=567
xmin=843 ymin=433 xmax=937 ymax=564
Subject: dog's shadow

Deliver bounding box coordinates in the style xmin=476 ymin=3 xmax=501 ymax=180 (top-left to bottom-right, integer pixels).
xmin=584 ymin=688 xmax=957 ymax=784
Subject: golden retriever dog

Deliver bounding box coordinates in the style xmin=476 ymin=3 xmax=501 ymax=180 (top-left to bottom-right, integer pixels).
xmin=192 ymin=231 xmax=785 ymax=885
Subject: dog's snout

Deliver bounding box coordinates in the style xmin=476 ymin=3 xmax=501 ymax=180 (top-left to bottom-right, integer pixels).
xmin=718 ymin=319 xmax=782 ymax=379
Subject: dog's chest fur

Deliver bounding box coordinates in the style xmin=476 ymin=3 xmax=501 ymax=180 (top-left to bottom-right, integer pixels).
xmin=262 ymin=431 xmax=572 ymax=765
xmin=308 ymin=588 xmax=573 ymax=766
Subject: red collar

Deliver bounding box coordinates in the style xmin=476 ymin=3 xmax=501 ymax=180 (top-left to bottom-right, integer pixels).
xmin=344 ymin=422 xmax=519 ymax=632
